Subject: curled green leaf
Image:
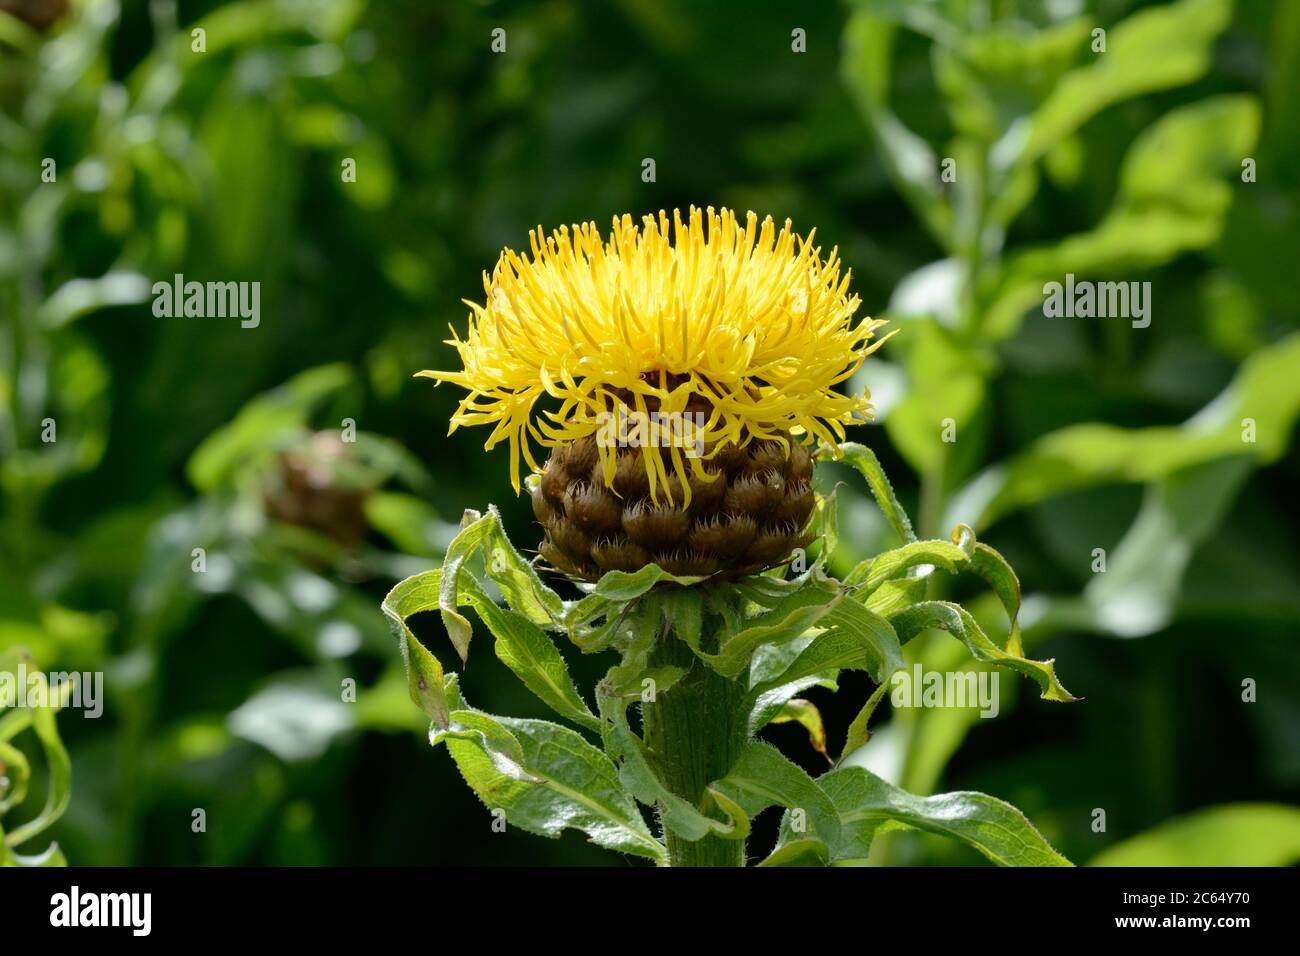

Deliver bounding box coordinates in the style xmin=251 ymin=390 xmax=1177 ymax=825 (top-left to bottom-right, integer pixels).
xmin=438 ymin=506 xmax=565 ymax=664
xmin=383 ymin=570 xmax=451 ymax=727
xmin=891 ymin=600 xmax=1076 ymax=701
xmin=785 ymin=765 xmax=1072 ymax=866
xmin=385 ymin=567 xmax=597 ymax=731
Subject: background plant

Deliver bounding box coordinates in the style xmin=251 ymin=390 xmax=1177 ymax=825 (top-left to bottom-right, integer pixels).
xmin=0 ymin=0 xmax=1296 ymax=866
xmin=0 ymin=650 xmax=72 ymax=866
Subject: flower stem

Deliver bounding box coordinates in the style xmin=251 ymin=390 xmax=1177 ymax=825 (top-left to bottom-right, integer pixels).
xmin=641 ymin=633 xmax=749 ymax=867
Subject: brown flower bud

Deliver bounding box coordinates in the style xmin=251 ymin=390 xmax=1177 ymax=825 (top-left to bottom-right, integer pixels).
xmin=532 ymin=436 xmax=818 ymax=581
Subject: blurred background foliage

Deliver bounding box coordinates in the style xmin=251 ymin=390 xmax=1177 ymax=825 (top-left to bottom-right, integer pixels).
xmin=0 ymin=0 xmax=1297 ymax=865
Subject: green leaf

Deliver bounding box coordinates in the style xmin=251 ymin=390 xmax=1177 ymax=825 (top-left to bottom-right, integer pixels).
xmin=752 ymin=599 xmax=905 ymax=698
xmin=882 ymin=321 xmax=987 ymax=477
xmin=439 ymin=507 xmax=564 ymax=662
xmin=1090 ymin=804 xmax=1300 ymax=867
xmin=0 ymin=672 xmax=71 ymax=853
xmin=594 ymin=603 xmax=688 ymax=706
xmin=790 ymin=766 xmax=1071 ymax=866
xmin=435 ymin=711 xmax=666 ymax=863
xmin=807 ymin=488 xmax=840 ymax=572
xmin=1117 ymin=96 xmax=1259 ymax=211
xmin=839 ymin=681 xmax=890 ymax=763
xmin=0 ymin=739 xmax=30 ymax=815
xmin=748 ymin=672 xmax=838 ymax=736
xmin=563 ymin=565 xmax=704 ymax=652
xmin=563 ymin=603 xmax=640 ymax=655
xmin=757 ymin=837 xmax=831 ymax=867
xmin=891 ymin=601 xmax=1076 ymax=701
xmin=1079 ymin=456 xmax=1252 ymax=637
xmin=770 ymin=699 xmax=829 ymax=760
xmin=968 ymin=541 xmax=1024 ymax=654
xmin=7 ymin=842 xmax=67 ymax=866
xmin=988 ymin=94 xmax=1261 ymax=339
xmin=658 ymin=587 xmax=703 ymax=649
xmin=476 ymin=507 xmax=564 ymax=625
xmin=1021 ymin=0 xmax=1233 ymax=163
xmin=36 ymin=271 xmax=151 ymax=330
xmin=708 ymin=742 xmax=841 ymax=848
xmin=581 ymin=564 xmax=706 ymax=604
xmin=426 ymin=507 xmax=586 ymax=724
xmin=382 ymin=571 xmax=452 ymax=727
xmin=704 ymin=576 xmax=843 ymax=677
xmin=860 ymin=575 xmax=930 ymax=618
xmin=353 ymin=665 xmax=437 ymax=735
xmin=384 ymin=567 xmax=597 ymax=732
xmin=730 ymin=573 xmax=828 ymax=610
xmin=951 ymin=333 xmax=1300 ymax=528
xmin=934 ymin=18 xmax=1092 ymax=146
xmin=841 ymin=11 xmax=953 ymax=246
xmin=457 ymin=575 xmax=599 ymax=732
xmin=1049 ymin=98 xmax=1255 ymax=273
xmin=854 ymin=537 xmax=971 ymax=594
xmin=827 ymin=442 xmax=916 ymax=543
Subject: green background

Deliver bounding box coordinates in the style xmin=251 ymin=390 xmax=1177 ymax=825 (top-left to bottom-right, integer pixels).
xmin=2 ymin=0 xmax=1298 ymax=866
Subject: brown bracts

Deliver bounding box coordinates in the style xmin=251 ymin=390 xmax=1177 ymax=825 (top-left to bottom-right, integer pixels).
xmin=531 ymin=435 xmax=816 ymax=581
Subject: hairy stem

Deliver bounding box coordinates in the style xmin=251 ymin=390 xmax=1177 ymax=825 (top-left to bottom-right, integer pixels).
xmin=640 ymin=633 xmax=749 ymax=867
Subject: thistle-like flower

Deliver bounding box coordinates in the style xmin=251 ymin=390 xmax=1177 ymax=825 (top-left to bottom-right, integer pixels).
xmin=420 ymin=206 xmax=891 ymax=579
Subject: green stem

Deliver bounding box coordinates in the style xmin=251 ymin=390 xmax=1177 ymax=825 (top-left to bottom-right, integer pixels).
xmin=640 ymin=634 xmax=748 ymax=867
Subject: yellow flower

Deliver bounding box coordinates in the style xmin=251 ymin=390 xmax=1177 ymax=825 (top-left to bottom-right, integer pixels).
xmin=419 ymin=206 xmax=891 ymax=502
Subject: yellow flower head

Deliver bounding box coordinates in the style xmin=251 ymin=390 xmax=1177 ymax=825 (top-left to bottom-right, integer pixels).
xmin=419 ymin=206 xmax=891 ymax=502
